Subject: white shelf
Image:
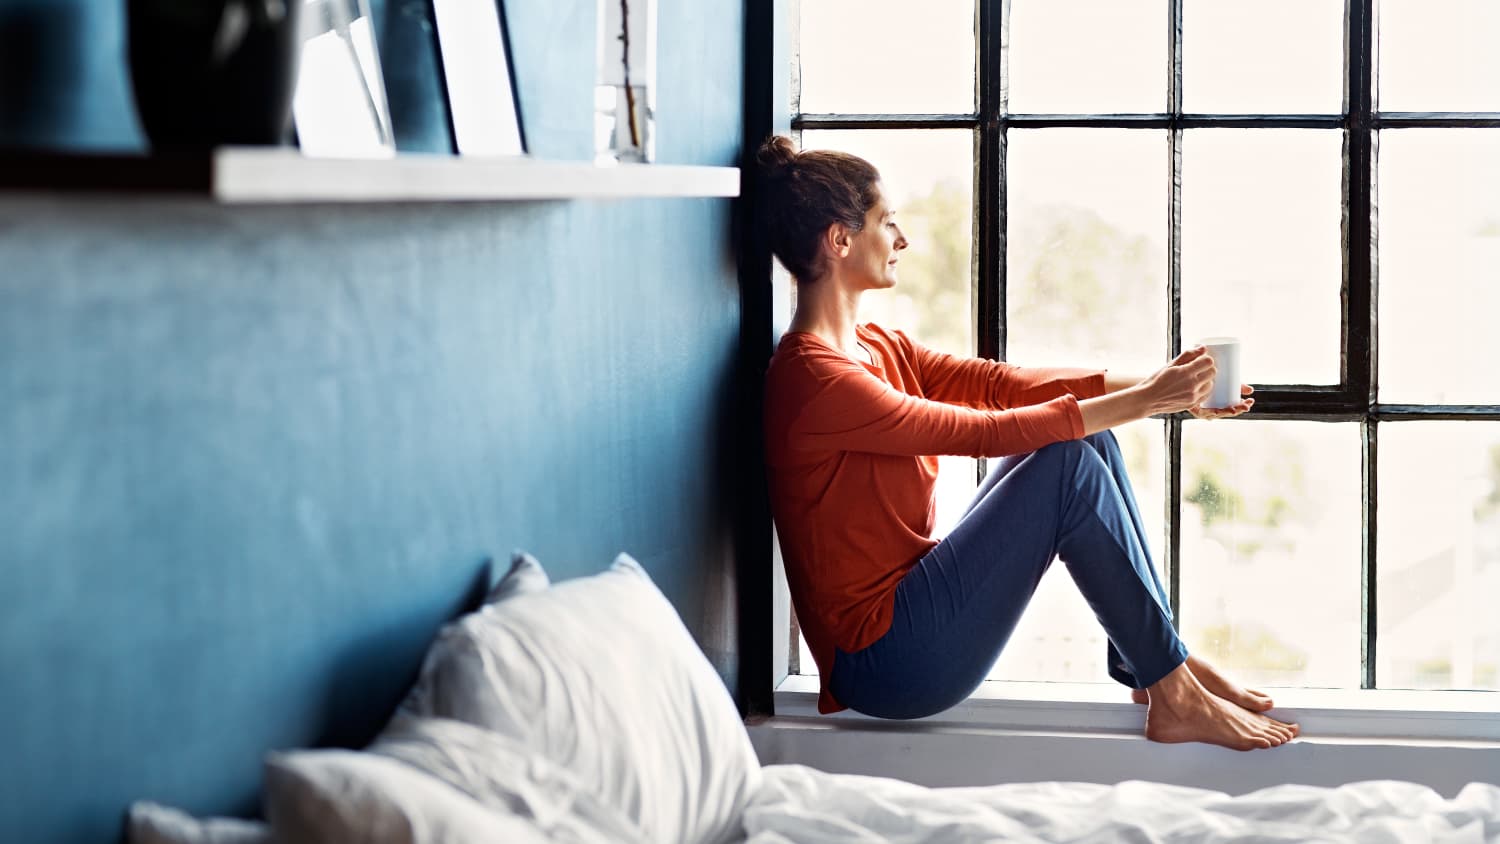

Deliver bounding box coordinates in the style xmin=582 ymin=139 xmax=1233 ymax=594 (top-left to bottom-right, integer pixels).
xmin=212 ymin=148 xmax=741 ymax=203
xmin=0 ymin=148 xmax=740 ymax=203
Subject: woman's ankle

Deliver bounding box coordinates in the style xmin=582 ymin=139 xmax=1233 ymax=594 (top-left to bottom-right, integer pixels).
xmin=1144 ymin=661 xmax=1203 ymax=711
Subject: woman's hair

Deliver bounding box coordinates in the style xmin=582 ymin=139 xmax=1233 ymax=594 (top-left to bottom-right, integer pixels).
xmin=755 ymin=135 xmax=882 ymax=283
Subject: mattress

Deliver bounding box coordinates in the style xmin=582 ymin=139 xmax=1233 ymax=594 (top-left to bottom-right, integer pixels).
xmin=740 ymin=764 xmax=1500 ymax=843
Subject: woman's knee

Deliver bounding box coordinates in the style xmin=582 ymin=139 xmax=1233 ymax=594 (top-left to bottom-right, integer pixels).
xmin=1083 ymin=429 xmax=1121 ymax=456
xmin=994 ymin=440 xmax=1112 ymax=499
xmin=1032 ymin=438 xmax=1094 ymax=467
xmin=1030 ymin=438 xmax=1113 ymax=484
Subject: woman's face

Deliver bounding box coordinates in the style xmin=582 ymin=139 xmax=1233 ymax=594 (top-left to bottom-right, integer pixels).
xmin=845 ymin=182 xmax=909 ymax=290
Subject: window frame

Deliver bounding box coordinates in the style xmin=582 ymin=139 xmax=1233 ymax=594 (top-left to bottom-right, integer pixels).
xmin=788 ymin=0 xmax=1500 ymax=690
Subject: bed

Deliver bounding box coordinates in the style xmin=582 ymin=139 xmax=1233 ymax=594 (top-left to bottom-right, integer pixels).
xmin=743 ymin=766 xmax=1500 ymax=843
xmin=127 ymin=552 xmax=1500 ymax=844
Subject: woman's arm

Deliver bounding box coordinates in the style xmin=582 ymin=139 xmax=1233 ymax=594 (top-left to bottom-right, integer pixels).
xmin=1103 ymin=372 xmax=1146 ymax=395
xmin=782 ymin=351 xmax=1088 ymax=458
xmin=1078 ymin=387 xmax=1155 ymax=435
xmin=1092 ymin=347 xmax=1254 ymax=419
xmin=1079 ymin=348 xmax=1218 ymax=435
xmin=882 ymin=326 xmax=1106 ymax=408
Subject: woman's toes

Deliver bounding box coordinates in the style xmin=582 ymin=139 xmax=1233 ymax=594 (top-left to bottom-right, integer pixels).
xmin=1238 ymin=689 xmax=1274 ymax=710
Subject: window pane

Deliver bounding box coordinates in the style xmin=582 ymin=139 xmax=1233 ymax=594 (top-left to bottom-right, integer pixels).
xmin=1008 ymin=0 xmax=1165 ymax=114
xmin=793 ymin=130 xmax=979 ymax=678
xmin=1007 ymin=129 xmax=1168 ymax=377
xmin=1378 ymin=130 xmax=1500 ymax=404
xmin=796 ymin=441 xmax=979 ymax=677
xmin=1378 ymin=423 xmax=1500 ymax=691
xmin=796 ymin=0 xmax=975 ymax=114
xmin=1181 ymin=129 xmax=1341 ymax=385
xmin=798 ymin=626 xmax=815 ymax=676
xmin=1380 ymin=0 xmax=1500 ymax=113
xmin=800 ymin=130 xmax=975 ymax=358
xmin=1180 ymin=420 xmax=1361 ymax=689
xmin=1183 ymin=0 xmax=1343 ymax=114
xmin=989 ymin=419 xmax=1167 ymax=683
xmin=805 ymin=130 xmax=979 ymax=544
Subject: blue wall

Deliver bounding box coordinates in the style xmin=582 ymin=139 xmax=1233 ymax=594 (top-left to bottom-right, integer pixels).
xmin=0 ymin=1 xmax=746 ymax=841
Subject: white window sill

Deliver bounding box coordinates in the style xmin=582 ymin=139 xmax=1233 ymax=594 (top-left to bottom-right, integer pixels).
xmin=773 ymin=674 xmax=1500 ymax=744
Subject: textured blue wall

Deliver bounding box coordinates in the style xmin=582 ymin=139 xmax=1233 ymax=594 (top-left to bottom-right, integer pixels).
xmin=0 ymin=1 xmax=745 ymax=841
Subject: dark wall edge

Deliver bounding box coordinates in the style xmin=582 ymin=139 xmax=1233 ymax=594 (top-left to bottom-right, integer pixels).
xmin=734 ymin=0 xmax=789 ymax=719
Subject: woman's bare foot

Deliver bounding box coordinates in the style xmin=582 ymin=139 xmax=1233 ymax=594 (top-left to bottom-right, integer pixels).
xmin=1183 ymin=655 xmax=1275 ymax=711
xmin=1129 ymin=655 xmax=1274 ymax=712
xmin=1141 ymin=663 xmax=1299 ymax=751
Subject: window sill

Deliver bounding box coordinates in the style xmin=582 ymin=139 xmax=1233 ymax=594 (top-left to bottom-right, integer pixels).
xmin=774 ymin=674 xmax=1500 ymax=744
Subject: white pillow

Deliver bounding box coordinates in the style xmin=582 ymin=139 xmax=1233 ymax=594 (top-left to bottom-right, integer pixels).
xmin=484 ymin=551 xmax=550 ymax=604
xmin=399 ymin=552 xmax=550 ymax=719
xmin=403 ymin=553 xmax=761 ymax=844
xmin=263 ymin=749 xmax=551 ymax=844
xmin=126 ymin=803 xmax=274 ymax=844
xmin=370 ymin=715 xmax=641 ymax=844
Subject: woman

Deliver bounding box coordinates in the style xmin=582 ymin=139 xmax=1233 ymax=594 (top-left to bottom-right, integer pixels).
xmin=758 ymin=136 xmax=1299 ymax=750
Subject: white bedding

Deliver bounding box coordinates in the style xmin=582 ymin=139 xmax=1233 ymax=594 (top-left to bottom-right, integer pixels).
xmin=742 ymin=764 xmax=1500 ymax=844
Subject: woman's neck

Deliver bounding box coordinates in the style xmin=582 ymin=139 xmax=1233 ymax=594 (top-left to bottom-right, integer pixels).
xmin=788 ymin=275 xmax=864 ymax=357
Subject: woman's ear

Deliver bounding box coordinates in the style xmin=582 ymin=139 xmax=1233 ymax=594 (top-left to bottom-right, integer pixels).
xmin=822 ymin=222 xmax=852 ymax=261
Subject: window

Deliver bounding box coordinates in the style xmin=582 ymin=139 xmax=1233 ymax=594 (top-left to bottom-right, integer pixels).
xmin=787 ymin=0 xmax=1500 ymax=692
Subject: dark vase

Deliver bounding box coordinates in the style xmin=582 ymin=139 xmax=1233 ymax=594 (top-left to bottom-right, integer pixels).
xmin=127 ymin=0 xmax=303 ymax=152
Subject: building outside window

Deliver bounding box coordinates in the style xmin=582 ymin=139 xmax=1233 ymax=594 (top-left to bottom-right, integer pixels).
xmin=786 ymin=0 xmax=1500 ymax=693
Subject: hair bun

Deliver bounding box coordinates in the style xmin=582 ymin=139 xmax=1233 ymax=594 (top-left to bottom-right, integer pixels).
xmin=756 ymin=135 xmax=798 ymax=172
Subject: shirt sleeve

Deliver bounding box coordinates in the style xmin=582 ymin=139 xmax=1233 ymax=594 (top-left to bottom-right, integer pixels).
xmin=787 ymin=354 xmax=1086 ymax=458
xmin=894 ymin=329 xmax=1107 ymax=410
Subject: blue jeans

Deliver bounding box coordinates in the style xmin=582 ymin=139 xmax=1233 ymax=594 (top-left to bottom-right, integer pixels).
xmin=829 ymin=431 xmax=1189 ymax=720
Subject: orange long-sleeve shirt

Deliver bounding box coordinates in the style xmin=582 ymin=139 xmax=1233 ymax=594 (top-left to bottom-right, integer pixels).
xmin=765 ymin=323 xmax=1107 ymax=713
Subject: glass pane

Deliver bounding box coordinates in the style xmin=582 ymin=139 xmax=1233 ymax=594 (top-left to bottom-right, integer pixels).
xmin=797 ymin=0 xmax=976 ymax=114
xmin=1378 ymin=130 xmax=1500 ymax=404
xmin=1380 ymin=0 xmax=1500 ymax=113
xmin=1180 ymin=420 xmax=1362 ymax=689
xmin=1181 ymin=129 xmax=1341 ymax=385
xmin=805 ymin=131 xmax=979 ymax=558
xmin=798 ymin=626 xmax=816 ymax=676
xmin=989 ymin=419 xmax=1167 ymax=683
xmin=1007 ymin=129 xmax=1168 ymax=377
xmin=1008 ymin=0 xmax=1165 ymax=114
xmin=1378 ymin=423 xmax=1500 ymax=691
xmin=1183 ymin=0 xmax=1343 ymax=114
xmin=794 ymin=130 xmax=980 ymax=678
xmin=795 ymin=450 xmax=981 ymax=678
xmin=800 ymin=130 xmax=975 ymax=358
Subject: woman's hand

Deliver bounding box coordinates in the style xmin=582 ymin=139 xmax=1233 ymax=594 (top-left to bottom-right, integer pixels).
xmin=1136 ymin=346 xmax=1217 ymax=416
xmin=1079 ymin=347 xmax=1252 ymax=434
xmin=1189 ymin=384 xmax=1255 ymax=419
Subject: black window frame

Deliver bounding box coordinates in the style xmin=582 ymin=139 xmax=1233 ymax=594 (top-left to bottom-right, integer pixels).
xmin=787 ymin=0 xmax=1500 ymax=691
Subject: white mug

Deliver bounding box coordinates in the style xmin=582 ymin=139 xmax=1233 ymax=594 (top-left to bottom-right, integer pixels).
xmin=1199 ymin=337 xmax=1241 ymax=410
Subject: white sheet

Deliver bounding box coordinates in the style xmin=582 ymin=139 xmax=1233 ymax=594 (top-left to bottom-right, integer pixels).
xmin=743 ymin=764 xmax=1500 ymax=843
